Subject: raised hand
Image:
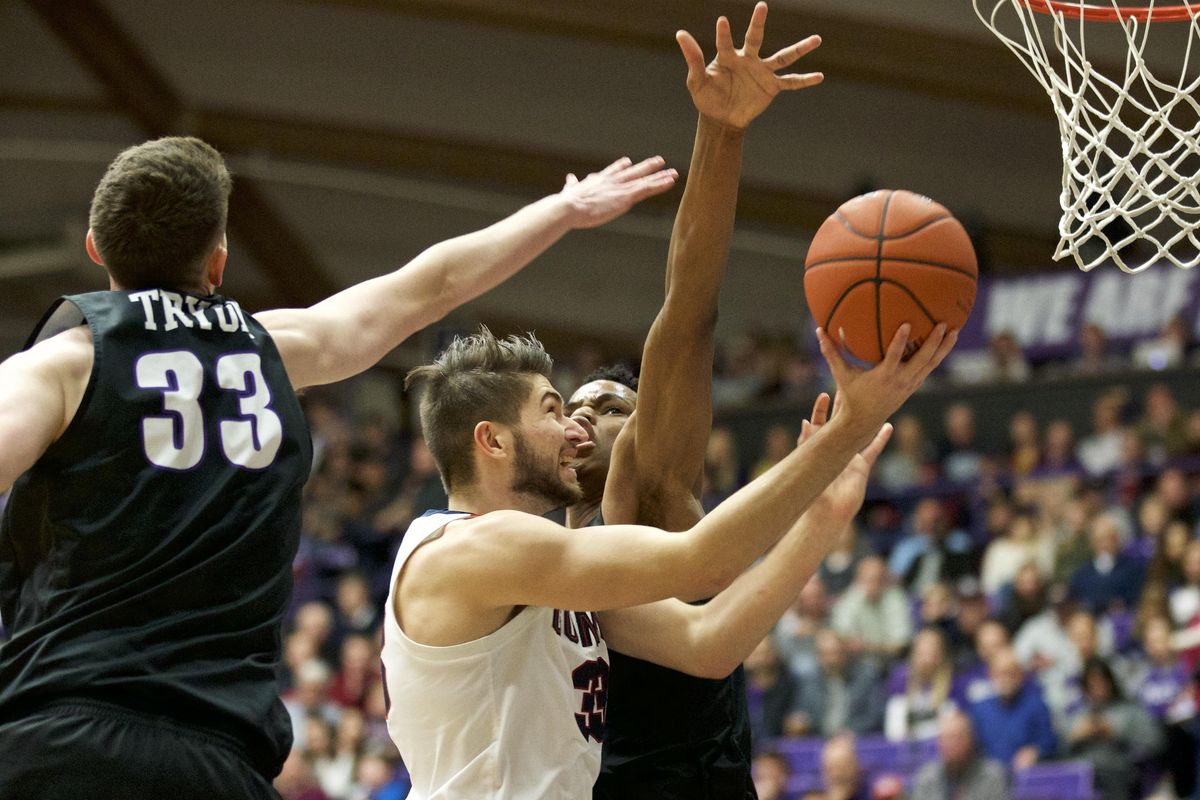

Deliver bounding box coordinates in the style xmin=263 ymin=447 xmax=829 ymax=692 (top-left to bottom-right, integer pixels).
xmin=676 ymin=2 xmax=823 ymax=130
xmin=817 ymin=322 xmax=958 ymax=450
xmin=559 ymin=156 xmax=678 ymax=229
xmin=798 ymin=392 xmax=892 ymax=526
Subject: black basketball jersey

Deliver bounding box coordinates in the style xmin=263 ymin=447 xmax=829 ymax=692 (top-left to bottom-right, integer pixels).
xmin=589 ymin=512 xmax=757 ymax=800
xmin=0 ymin=290 xmax=311 ymax=777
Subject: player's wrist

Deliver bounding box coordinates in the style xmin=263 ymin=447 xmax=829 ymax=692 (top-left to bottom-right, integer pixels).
xmin=698 ymin=112 xmax=751 ymax=137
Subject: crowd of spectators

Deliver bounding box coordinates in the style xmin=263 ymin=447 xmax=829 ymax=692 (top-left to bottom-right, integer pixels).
xmin=739 ymin=377 xmax=1200 ymax=800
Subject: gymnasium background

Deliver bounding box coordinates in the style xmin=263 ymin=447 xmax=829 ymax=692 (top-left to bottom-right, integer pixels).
xmin=3 ymin=2 xmax=1199 ymax=799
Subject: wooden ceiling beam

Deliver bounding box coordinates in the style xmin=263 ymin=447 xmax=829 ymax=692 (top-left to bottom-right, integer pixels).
xmin=312 ymin=0 xmax=1050 ymax=116
xmin=23 ymin=0 xmax=337 ymax=306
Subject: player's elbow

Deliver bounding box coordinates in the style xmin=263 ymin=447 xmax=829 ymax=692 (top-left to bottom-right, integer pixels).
xmin=682 ymin=560 xmax=739 ymax=603
xmin=689 ymin=651 xmax=741 ymax=680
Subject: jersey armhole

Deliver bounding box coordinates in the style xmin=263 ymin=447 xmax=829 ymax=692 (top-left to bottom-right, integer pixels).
xmin=391 ymin=519 xmax=461 ymax=638
xmin=29 ymin=299 xmax=101 ymax=453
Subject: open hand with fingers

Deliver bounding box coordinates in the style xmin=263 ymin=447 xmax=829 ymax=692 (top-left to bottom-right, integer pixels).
xmin=677 ymin=1 xmax=823 ymax=130
xmin=797 ymin=392 xmax=892 ymax=526
xmin=817 ymin=322 xmax=958 ymax=449
xmin=560 ymin=156 xmax=678 ymax=229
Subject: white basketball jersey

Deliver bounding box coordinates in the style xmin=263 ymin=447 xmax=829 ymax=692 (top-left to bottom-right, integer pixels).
xmin=382 ymin=510 xmax=609 ymax=799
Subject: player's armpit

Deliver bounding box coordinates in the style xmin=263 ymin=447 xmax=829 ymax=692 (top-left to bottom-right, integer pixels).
xmin=0 ymin=328 xmax=92 ymax=493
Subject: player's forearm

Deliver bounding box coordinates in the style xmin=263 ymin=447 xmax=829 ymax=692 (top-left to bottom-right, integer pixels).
xmin=684 ymin=418 xmax=860 ymax=591
xmin=691 ymin=511 xmax=844 ymax=676
xmin=661 ymin=115 xmax=744 ymax=320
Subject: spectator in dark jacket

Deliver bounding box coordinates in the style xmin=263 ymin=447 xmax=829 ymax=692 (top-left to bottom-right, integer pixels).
xmin=1069 ymin=514 xmax=1145 ymax=614
xmin=745 ymin=636 xmax=800 ymax=745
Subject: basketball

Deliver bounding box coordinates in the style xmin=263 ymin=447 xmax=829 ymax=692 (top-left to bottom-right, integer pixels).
xmin=803 ymin=190 xmax=978 ymax=364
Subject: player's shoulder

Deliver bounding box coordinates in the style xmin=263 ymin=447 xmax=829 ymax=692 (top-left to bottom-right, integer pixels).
xmin=4 ymin=324 xmax=93 ymax=382
xmin=460 ymin=509 xmax=558 ymax=539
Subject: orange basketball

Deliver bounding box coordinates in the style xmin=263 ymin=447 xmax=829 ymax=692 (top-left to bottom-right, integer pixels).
xmin=803 ymin=190 xmax=977 ymax=364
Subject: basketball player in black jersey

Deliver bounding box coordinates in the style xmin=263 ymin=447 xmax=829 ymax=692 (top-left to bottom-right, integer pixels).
xmin=0 ymin=136 xmax=675 ymax=798
xmin=566 ymin=5 xmax=955 ymax=797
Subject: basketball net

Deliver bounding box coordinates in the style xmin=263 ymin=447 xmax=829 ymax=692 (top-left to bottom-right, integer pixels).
xmin=975 ymin=1 xmax=1200 ymax=272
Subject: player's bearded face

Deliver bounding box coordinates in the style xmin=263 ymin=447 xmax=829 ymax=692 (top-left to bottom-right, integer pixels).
xmin=511 ymin=429 xmax=583 ymax=506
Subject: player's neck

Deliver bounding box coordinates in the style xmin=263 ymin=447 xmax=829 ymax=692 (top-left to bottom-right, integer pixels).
xmin=565 ymin=497 xmax=602 ymax=529
xmin=447 ymin=484 xmax=555 ymax=517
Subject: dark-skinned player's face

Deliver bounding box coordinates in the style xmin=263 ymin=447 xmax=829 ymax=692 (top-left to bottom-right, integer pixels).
xmin=509 ymin=375 xmax=587 ymax=507
xmin=564 ymin=380 xmax=637 ymax=490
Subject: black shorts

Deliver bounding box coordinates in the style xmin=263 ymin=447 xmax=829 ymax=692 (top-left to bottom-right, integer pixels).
xmin=0 ymin=699 xmax=281 ymax=800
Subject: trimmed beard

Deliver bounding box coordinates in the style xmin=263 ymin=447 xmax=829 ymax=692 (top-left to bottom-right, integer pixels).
xmin=511 ymin=430 xmax=584 ymax=507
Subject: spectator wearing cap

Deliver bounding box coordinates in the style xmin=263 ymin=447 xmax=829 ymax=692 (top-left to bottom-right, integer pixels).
xmin=969 ymin=648 xmax=1057 ymax=771
xmin=285 ymin=659 xmax=343 ymax=751
xmin=1069 ymin=513 xmax=1145 ymax=615
xmin=793 ymin=629 xmax=884 ymax=738
xmin=831 ymin=556 xmax=913 ymax=663
xmin=911 ymin=710 xmax=1008 ymax=800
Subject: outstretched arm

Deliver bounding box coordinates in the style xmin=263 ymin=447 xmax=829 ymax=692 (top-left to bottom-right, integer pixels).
xmin=599 ymin=395 xmax=891 ymax=678
xmin=256 ymin=157 xmax=676 ymax=390
xmin=604 ymin=2 xmax=822 ymax=529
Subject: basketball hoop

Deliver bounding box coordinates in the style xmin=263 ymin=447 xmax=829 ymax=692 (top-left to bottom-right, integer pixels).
xmin=975 ymin=0 xmax=1200 ymax=272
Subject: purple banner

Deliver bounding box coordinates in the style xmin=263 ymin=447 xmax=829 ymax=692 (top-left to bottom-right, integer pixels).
xmin=953 ymin=264 xmax=1200 ymax=359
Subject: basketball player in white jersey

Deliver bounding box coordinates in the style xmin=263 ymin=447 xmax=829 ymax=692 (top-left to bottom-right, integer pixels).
xmin=386 ymin=317 xmax=952 ymax=797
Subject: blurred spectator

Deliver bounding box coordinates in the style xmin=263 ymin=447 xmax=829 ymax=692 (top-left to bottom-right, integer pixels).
xmin=831 ymin=556 xmax=913 ymax=662
xmin=333 ymin=572 xmax=380 ymax=644
xmin=751 ymin=751 xmax=792 ymax=800
xmin=1069 ymin=513 xmax=1146 ymax=614
xmin=1131 ymin=494 xmax=1171 ymax=562
xmin=1156 ymin=467 xmax=1198 ymax=528
xmin=276 ymin=747 xmax=331 ymax=800
xmin=775 ymin=575 xmax=830 ymax=678
xmin=1134 ymin=616 xmax=1198 ymax=798
xmin=286 ymin=659 xmax=343 ymax=751
xmin=702 ymin=427 xmax=742 ymax=511
xmin=314 ymin=709 xmax=364 ymax=800
xmin=1066 ymin=657 xmax=1164 ymax=800
xmin=1039 ymin=419 xmax=1078 ymax=474
xmin=793 ymin=629 xmax=884 ymax=737
xmin=1170 ymin=540 xmax=1200 ymax=629
xmin=875 ymin=414 xmax=935 ymax=492
xmin=953 ymin=585 xmax=995 ymax=674
xmin=1133 ymin=316 xmax=1188 ymax=372
xmin=982 ymin=331 xmax=1032 ymax=383
xmin=959 ymin=618 xmax=1009 ymax=705
xmin=1006 ymin=411 xmax=1041 ymax=477
xmin=282 ymin=629 xmax=320 ymax=695
xmin=745 ymin=636 xmax=801 ymax=743
xmin=911 ymin=710 xmax=1008 ymax=800
xmin=751 ymin=424 xmax=796 ymax=480
xmin=969 ymin=647 xmax=1057 ymax=771
xmin=1077 ymin=392 xmax=1128 ymax=478
xmin=1136 ymin=383 xmax=1188 ymax=464
xmin=995 ymin=562 xmax=1048 ymax=637
xmin=295 ymin=600 xmax=339 ymax=665
xmin=349 ymin=750 xmax=411 ymax=800
xmin=369 ymin=437 xmax=448 ymax=541
xmin=330 ymin=634 xmax=381 ymax=710
xmin=980 ymin=511 xmax=1055 ymax=597
xmin=883 ymin=627 xmax=962 ymax=741
xmin=1052 ymin=490 xmax=1100 ymax=585
xmin=1069 ymin=322 xmax=1124 ymax=377
xmin=919 ymin=582 xmax=963 ymax=654
xmin=821 ymin=734 xmax=869 ymax=800
xmin=819 ymin=524 xmax=870 ymax=598
xmin=888 ymin=498 xmax=975 ymax=596
xmin=937 ymin=403 xmax=985 ymax=484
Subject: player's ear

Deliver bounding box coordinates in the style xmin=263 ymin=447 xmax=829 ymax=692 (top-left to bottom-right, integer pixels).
xmin=473 ymin=421 xmax=510 ymax=462
xmin=205 ymin=233 xmax=228 ymax=289
xmin=85 ymin=229 xmax=105 ymax=266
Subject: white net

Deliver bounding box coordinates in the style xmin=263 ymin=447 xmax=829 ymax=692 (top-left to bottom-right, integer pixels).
xmin=975 ymin=0 xmax=1200 ymax=272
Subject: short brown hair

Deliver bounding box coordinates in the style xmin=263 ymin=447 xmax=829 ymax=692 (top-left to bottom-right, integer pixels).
xmin=405 ymin=328 xmax=553 ymax=493
xmin=89 ymin=136 xmax=232 ymax=291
